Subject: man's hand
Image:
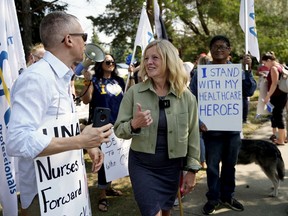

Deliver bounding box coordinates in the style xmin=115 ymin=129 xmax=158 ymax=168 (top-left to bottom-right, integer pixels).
xmin=242 ymin=54 xmax=252 ymax=70
xmin=81 ymin=124 xmax=113 ymax=149
xmin=200 ymin=122 xmax=208 ymax=132
xmin=87 ymin=147 xmax=104 ymax=173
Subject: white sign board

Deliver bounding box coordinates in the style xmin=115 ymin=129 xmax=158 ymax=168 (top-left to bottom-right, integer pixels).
xmin=101 ymin=130 xmax=131 ymax=182
xmin=34 ymin=114 xmax=91 ymax=216
xmin=197 ymin=64 xmax=242 ymax=131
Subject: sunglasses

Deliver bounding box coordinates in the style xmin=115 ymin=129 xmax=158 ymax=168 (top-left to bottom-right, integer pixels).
xmin=105 ymin=61 xmax=115 ymax=65
xmin=61 ymin=33 xmax=88 ymax=43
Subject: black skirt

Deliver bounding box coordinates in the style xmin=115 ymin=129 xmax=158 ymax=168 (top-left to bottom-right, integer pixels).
xmin=128 ymin=107 xmax=182 ymax=216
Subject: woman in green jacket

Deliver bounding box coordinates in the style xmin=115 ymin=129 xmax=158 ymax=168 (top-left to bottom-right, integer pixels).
xmin=114 ymin=39 xmax=201 ymax=216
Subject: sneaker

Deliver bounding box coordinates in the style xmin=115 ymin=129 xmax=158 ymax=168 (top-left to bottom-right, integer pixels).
xmin=174 ymin=198 xmax=179 ymax=206
xmin=222 ymin=198 xmax=244 ymax=211
xmin=202 ymin=201 xmax=220 ymax=215
xmin=173 ymin=196 xmax=184 ymax=206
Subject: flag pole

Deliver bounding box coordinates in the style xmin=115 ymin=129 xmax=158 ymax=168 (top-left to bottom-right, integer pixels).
xmin=244 ymin=0 xmax=248 ymax=55
xmin=124 ymin=46 xmax=137 ymax=92
xmin=244 ymin=0 xmax=249 ymax=70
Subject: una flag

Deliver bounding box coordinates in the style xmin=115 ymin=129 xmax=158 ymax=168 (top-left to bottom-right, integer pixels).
xmin=134 ymin=6 xmax=154 ymax=54
xmin=239 ymin=0 xmax=260 ymax=62
xmin=0 ymin=0 xmax=26 ymax=215
xmin=153 ymin=0 xmax=168 ymax=39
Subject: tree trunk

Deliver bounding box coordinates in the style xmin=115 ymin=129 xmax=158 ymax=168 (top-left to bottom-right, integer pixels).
xmin=21 ymin=0 xmax=32 ymax=62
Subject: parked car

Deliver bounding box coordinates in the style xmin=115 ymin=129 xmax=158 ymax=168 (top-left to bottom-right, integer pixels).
xmin=116 ymin=63 xmax=129 ymax=78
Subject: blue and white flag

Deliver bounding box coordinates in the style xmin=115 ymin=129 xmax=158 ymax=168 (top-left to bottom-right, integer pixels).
xmin=239 ymin=0 xmax=260 ymax=62
xmin=134 ymin=6 xmax=154 ymax=54
xmin=153 ymin=0 xmax=168 ymax=40
xmin=0 ymin=0 xmax=26 ymax=215
xmin=124 ymin=6 xmax=154 ymax=92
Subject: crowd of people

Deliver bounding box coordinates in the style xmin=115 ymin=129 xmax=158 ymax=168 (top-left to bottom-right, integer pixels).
xmin=4 ymin=10 xmax=288 ymax=216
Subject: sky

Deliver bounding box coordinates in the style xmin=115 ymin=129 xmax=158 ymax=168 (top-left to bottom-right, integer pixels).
xmin=49 ymin=0 xmax=112 ymax=43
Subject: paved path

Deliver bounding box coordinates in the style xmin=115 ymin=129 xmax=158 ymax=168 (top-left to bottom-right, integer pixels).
xmin=172 ymin=121 xmax=288 ymax=216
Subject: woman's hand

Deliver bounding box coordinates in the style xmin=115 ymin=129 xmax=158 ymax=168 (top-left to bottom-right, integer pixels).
xmin=181 ymin=172 xmax=197 ymax=196
xmin=130 ymin=103 xmax=153 ymax=130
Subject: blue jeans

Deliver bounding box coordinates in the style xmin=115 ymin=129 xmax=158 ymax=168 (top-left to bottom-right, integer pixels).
xmin=242 ymin=97 xmax=249 ymax=123
xmin=203 ymin=132 xmax=241 ymax=202
xmin=200 ymin=134 xmax=205 ymax=163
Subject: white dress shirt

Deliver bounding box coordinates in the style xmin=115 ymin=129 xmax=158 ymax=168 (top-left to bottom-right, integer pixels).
xmin=6 ymin=51 xmax=74 ymax=208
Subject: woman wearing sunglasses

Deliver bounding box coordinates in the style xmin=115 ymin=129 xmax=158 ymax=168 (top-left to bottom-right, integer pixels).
xmin=81 ymin=54 xmax=125 ymax=212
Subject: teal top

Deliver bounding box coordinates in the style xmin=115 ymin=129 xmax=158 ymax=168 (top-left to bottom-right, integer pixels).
xmin=114 ymin=79 xmax=201 ymax=170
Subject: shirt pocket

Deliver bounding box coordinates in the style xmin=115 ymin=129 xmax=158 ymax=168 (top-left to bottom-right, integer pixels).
xmin=175 ymin=112 xmax=189 ymax=144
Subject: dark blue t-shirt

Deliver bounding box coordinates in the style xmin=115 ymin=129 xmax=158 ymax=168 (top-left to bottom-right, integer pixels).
xmin=88 ymin=76 xmax=125 ymax=124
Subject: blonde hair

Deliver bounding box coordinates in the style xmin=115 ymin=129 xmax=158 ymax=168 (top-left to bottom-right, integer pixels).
xmin=198 ymin=55 xmax=212 ymax=65
xmin=29 ymin=43 xmax=44 ymax=55
xmin=139 ymin=40 xmax=188 ymax=96
xmin=27 ymin=43 xmax=45 ymax=66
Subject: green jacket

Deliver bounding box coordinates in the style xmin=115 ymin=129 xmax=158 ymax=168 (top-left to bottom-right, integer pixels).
xmin=114 ymin=80 xmax=201 ymax=170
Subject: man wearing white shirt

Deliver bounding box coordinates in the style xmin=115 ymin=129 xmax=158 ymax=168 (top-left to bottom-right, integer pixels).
xmin=6 ymin=11 xmax=112 ymax=215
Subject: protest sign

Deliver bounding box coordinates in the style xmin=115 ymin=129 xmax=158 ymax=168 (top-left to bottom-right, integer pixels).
xmin=101 ymin=130 xmax=131 ymax=182
xmin=197 ymin=64 xmax=242 ymax=131
xmin=34 ymin=114 xmax=91 ymax=216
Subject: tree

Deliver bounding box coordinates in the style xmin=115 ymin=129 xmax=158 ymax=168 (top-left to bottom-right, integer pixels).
xmin=15 ymin=0 xmax=288 ymax=64
xmin=87 ymin=0 xmax=144 ymax=62
xmin=15 ymin=0 xmax=67 ymax=61
xmin=89 ymin=0 xmax=288 ymax=64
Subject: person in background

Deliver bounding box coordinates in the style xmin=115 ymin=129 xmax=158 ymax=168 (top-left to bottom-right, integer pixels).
xmin=284 ymin=63 xmax=288 ymax=143
xmin=190 ymin=52 xmax=208 ymax=79
xmin=255 ymin=64 xmax=270 ymax=118
xmin=262 ymin=51 xmax=287 ymax=145
xmin=70 ymin=62 xmax=78 ymax=97
xmin=6 ymin=11 xmax=112 ymax=215
xmin=26 ymin=43 xmax=45 ymax=66
xmin=114 ymin=39 xmax=201 ymax=216
xmin=183 ymin=61 xmax=194 ymax=86
xmin=128 ymin=62 xmax=142 ymax=84
xmin=189 ymin=54 xmax=212 ymax=169
xmin=81 ymin=54 xmax=125 ymax=212
xmin=241 ymin=54 xmax=257 ymax=124
xmin=191 ymin=35 xmax=244 ymax=215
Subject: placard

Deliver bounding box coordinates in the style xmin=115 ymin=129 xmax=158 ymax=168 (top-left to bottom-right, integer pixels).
xmin=197 ymin=64 xmax=242 ymax=131
xmin=34 ymin=114 xmax=91 ymax=216
xmin=101 ymin=130 xmax=131 ymax=182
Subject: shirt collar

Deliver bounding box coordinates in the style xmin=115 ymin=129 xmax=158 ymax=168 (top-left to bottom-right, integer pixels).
xmin=138 ymin=79 xmax=178 ymax=97
xmin=43 ymin=51 xmax=72 ymax=78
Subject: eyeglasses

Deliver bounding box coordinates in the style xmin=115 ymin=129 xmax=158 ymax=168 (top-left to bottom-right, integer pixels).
xmin=61 ymin=33 xmax=88 ymax=43
xmin=211 ymin=45 xmax=229 ymax=51
xmin=105 ymin=61 xmax=115 ymax=65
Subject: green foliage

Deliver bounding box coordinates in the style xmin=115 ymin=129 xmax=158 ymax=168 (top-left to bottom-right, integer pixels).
xmin=15 ymin=0 xmax=67 ymax=58
xmin=15 ymin=0 xmax=67 ymax=42
xmin=15 ymin=0 xmax=288 ymax=64
xmin=88 ymin=0 xmax=288 ymax=65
